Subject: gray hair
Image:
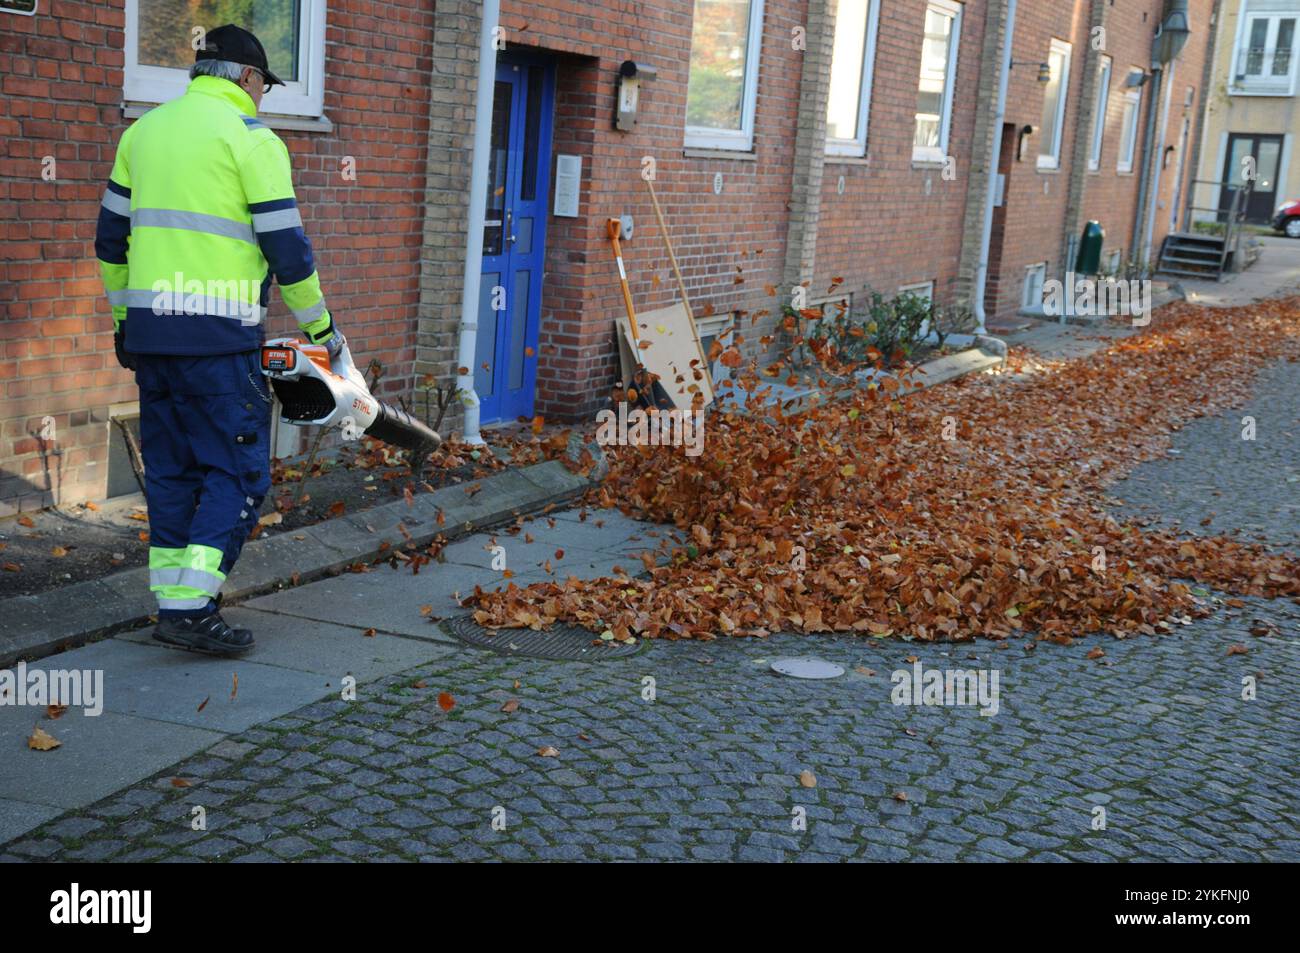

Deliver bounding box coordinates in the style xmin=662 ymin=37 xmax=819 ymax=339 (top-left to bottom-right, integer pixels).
xmin=189 ymin=59 xmax=247 ymax=82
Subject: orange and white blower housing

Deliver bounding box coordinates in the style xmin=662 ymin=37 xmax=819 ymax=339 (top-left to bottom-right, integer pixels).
xmin=259 ymin=337 xmax=441 ymax=459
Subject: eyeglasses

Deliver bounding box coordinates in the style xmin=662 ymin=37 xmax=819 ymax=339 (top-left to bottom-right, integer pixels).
xmin=246 ymin=68 xmax=271 ymax=94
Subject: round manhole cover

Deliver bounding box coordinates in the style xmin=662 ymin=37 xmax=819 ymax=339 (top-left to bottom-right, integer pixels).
xmin=770 ymin=657 xmax=844 ymax=679
xmin=441 ymin=615 xmax=642 ymax=661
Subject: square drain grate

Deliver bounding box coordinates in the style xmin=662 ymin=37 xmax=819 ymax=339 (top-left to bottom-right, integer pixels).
xmin=440 ymin=614 xmax=644 ymax=661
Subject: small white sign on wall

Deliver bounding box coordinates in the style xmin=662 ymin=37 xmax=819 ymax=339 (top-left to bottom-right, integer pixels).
xmin=554 ymin=154 xmax=582 ymax=218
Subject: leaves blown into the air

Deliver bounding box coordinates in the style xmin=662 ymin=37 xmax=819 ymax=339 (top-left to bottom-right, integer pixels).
xmin=469 ymin=301 xmax=1300 ymax=643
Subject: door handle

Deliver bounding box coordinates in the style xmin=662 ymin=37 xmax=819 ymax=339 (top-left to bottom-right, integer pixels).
xmin=505 ymin=208 xmax=517 ymax=245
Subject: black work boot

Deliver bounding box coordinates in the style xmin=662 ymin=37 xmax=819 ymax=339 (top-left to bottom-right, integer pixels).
xmin=153 ymin=611 xmax=255 ymax=656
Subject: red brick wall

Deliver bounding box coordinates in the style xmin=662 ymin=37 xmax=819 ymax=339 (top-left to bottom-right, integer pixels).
xmin=499 ymin=0 xmax=804 ymax=422
xmin=0 ymin=0 xmax=435 ymax=513
xmin=815 ymin=0 xmax=988 ymax=309
xmin=989 ymin=0 xmax=1216 ymax=324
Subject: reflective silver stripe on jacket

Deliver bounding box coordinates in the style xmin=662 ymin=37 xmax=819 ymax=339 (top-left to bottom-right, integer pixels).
xmin=124 ymin=289 xmax=263 ymax=326
xmin=131 ymin=208 xmax=257 ymax=245
xmin=101 ymin=188 xmax=131 ymax=217
xmin=291 ymin=300 xmax=327 ymax=324
xmin=252 ymin=208 xmax=303 ymax=233
xmin=106 ymin=289 xmax=129 ymax=307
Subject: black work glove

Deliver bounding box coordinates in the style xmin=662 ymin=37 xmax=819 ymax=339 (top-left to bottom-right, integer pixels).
xmin=114 ymin=328 xmax=136 ymax=371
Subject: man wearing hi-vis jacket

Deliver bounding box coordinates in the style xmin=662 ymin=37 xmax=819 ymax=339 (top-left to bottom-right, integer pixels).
xmin=95 ymin=25 xmax=344 ymax=656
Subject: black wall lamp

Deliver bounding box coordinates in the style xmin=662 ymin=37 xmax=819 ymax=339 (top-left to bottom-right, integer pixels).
xmin=615 ymin=60 xmax=657 ymax=131
xmin=1011 ymin=60 xmax=1053 ymax=83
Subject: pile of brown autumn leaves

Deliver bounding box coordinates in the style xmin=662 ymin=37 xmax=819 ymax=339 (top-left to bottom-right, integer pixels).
xmin=468 ymin=298 xmax=1300 ymax=642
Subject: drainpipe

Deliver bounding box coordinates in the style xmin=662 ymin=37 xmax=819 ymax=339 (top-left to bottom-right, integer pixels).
xmin=973 ymin=0 xmax=1017 ymax=334
xmin=1131 ymin=67 xmax=1162 ymax=268
xmin=454 ymin=0 xmax=501 ymax=446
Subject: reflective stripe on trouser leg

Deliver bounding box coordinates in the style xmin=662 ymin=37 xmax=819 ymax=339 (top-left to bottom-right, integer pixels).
xmin=149 ymin=544 xmax=226 ymax=596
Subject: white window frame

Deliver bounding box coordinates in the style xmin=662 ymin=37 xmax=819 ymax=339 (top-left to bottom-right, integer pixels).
xmin=123 ymin=0 xmax=327 ymax=118
xmin=1117 ymin=79 xmax=1142 ymax=174
xmin=897 ymin=281 xmax=934 ymax=303
xmin=1037 ymin=39 xmax=1072 ymax=171
xmin=684 ymin=0 xmax=767 ymax=151
xmin=826 ymin=0 xmax=882 ymax=157
xmin=911 ymin=0 xmax=963 ymax=166
xmin=1022 ymin=263 xmax=1046 ymax=311
xmin=1232 ymin=12 xmax=1299 ymax=92
xmin=696 ymin=313 xmax=738 ymax=381
xmin=1088 ymin=55 xmax=1112 ymax=172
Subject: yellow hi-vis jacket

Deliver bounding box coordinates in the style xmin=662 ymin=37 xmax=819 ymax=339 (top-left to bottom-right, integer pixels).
xmin=95 ymin=75 xmax=334 ymax=354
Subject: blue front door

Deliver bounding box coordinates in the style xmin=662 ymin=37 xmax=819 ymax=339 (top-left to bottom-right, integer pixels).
xmin=476 ymin=57 xmax=555 ymax=423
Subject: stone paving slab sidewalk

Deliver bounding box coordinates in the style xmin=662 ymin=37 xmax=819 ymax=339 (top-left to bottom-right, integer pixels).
xmin=0 ymin=457 xmax=592 ymax=667
xmin=0 ymin=504 xmax=676 ymax=844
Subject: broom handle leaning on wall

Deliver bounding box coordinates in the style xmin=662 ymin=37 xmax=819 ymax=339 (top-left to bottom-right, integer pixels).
xmin=644 ymin=177 xmax=713 ymax=393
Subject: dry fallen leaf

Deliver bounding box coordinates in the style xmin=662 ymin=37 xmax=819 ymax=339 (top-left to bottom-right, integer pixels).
xmin=1086 ymin=647 xmax=1105 ymax=660
xmin=893 ymin=790 xmax=909 ymax=802
xmin=46 ymin=704 xmax=68 ymax=720
xmin=230 ymin=673 xmax=238 ymax=701
xmin=28 ymin=726 xmax=60 ymax=751
xmin=17 ymin=515 xmax=35 ymax=528
xmin=50 ymin=545 xmax=68 ymax=558
xmin=537 ymin=745 xmax=559 ymax=757
xmin=798 ymin=769 xmax=817 ymax=788
xmin=501 ymin=699 xmax=520 ymax=713
xmin=1226 ymin=644 xmax=1249 ymax=656
xmin=170 ymin=777 xmax=192 ymax=788
xmin=437 ymin=691 xmax=456 ymax=711
xmin=362 ymin=627 xmax=376 ymax=638
xmin=197 ymin=696 xmax=209 ymax=713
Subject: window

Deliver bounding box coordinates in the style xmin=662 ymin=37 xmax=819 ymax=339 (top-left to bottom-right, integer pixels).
xmin=1235 ymin=14 xmax=1298 ymax=85
xmin=1037 ymin=40 xmax=1072 ymax=170
xmin=696 ymin=313 xmax=737 ymax=381
xmin=912 ymin=0 xmax=962 ymax=165
xmin=124 ymin=0 xmax=326 ymax=118
xmin=1117 ymin=78 xmax=1142 ymax=174
xmin=685 ymin=0 xmax=767 ymax=150
xmin=897 ymin=281 xmax=934 ymax=304
xmin=1022 ymin=263 xmax=1046 ymax=311
xmin=1088 ymin=56 xmax=1112 ymax=172
xmin=826 ymin=0 xmax=881 ymax=156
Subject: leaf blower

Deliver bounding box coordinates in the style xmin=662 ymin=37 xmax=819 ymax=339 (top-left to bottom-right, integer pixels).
xmin=259 ymin=337 xmax=442 ymax=476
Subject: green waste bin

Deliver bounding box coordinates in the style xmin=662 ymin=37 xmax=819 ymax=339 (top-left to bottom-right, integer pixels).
xmin=1075 ymin=220 xmax=1105 ymax=275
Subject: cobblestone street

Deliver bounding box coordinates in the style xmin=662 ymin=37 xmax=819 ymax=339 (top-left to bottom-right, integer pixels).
xmin=4 ymin=358 xmax=1297 ymax=863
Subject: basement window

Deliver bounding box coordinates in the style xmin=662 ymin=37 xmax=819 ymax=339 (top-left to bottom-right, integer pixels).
xmin=1022 ymin=263 xmax=1047 ymax=312
xmin=696 ymin=313 xmax=737 ymax=382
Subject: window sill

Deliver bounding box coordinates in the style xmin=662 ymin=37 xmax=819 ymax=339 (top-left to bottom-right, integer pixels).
xmin=825 ymin=155 xmax=871 ymax=166
xmin=121 ymin=101 xmax=335 ymax=133
xmin=1036 ymin=163 xmax=1062 ymax=174
xmin=682 ymin=148 xmax=757 ymax=162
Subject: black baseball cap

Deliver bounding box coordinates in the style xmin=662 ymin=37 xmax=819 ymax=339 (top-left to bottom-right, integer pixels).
xmin=195 ymin=24 xmax=285 ymax=87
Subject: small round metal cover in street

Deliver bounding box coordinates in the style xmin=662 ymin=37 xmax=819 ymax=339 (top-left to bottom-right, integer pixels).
xmin=770 ymin=657 xmax=845 ymax=679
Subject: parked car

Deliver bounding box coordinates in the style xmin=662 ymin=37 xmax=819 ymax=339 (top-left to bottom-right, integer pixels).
xmin=1273 ymin=200 xmax=1300 ymax=238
